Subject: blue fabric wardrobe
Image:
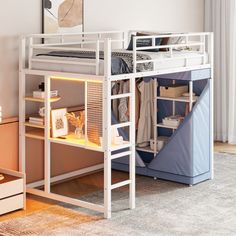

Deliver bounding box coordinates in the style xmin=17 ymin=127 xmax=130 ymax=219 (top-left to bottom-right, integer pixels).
xmin=112 ymin=69 xmax=213 ymax=185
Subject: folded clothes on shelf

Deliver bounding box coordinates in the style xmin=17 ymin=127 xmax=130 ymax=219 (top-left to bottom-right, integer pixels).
xmin=163 ymin=115 xmax=184 ymax=128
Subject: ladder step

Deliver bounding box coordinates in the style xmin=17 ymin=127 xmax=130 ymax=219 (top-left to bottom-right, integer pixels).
xmin=111 ymin=143 xmax=131 ymax=152
xmin=111 ymin=93 xmax=131 ymax=100
xmin=111 ymin=180 xmax=131 ymax=190
xmin=112 ymin=122 xmax=131 ymax=129
xmin=111 ymin=151 xmax=131 ymax=160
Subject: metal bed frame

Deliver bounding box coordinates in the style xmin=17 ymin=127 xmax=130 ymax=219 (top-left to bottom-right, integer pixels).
xmin=19 ymin=31 xmax=213 ymax=218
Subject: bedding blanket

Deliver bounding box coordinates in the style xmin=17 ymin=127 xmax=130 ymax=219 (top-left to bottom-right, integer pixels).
xmin=36 ymin=50 xmax=153 ymax=75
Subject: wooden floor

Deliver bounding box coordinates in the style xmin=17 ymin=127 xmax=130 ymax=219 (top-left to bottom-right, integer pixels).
xmin=0 ymin=171 xmax=128 ymax=222
xmin=1 ymin=142 xmax=235 ymax=222
xmin=214 ymin=141 xmax=236 ymax=154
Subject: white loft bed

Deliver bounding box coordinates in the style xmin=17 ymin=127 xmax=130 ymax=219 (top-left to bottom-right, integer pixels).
xmin=19 ymin=31 xmax=213 ymax=218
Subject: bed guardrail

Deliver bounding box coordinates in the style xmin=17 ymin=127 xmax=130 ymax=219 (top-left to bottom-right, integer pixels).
xmin=132 ymin=32 xmax=213 ymax=74
xmin=20 ymin=31 xmax=127 ymax=76
xmin=20 ymin=31 xmax=213 ymax=78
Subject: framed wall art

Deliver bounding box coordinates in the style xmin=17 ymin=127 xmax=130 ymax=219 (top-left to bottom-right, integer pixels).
xmin=51 ymin=108 xmax=68 ymax=138
xmin=42 ymin=0 xmax=84 ymax=34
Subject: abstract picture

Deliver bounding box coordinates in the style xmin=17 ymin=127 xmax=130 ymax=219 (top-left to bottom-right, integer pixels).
xmin=51 ymin=108 xmax=68 ymax=138
xmin=43 ymin=0 xmax=83 ymax=34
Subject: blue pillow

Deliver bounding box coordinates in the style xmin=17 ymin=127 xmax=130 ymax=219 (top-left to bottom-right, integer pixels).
xmin=127 ymin=34 xmax=162 ymax=52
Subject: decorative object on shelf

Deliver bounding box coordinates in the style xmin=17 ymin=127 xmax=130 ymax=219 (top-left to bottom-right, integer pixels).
xmin=39 ymin=82 xmax=45 ymax=91
xmin=33 ymin=90 xmax=58 ymax=99
xmin=0 ymin=174 xmax=4 ymax=181
xmin=51 ymin=108 xmax=68 ymax=138
xmin=66 ymin=111 xmax=85 ymax=139
xmin=33 ymin=82 xmax=59 ymax=99
xmin=39 ymin=107 xmax=45 ymax=117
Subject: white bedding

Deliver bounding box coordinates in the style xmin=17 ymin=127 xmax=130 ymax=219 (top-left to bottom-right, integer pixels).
xmin=31 ymin=49 xmax=209 ymax=75
xmin=143 ymin=50 xmax=209 ymax=71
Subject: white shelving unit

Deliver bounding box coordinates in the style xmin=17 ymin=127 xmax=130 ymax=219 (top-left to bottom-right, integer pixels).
xmin=19 ymin=33 xmax=136 ymax=219
xmin=137 ymin=80 xmax=197 ymax=155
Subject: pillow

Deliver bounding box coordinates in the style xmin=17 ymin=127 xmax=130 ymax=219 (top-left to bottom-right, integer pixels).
xmin=168 ymin=36 xmax=185 ymax=45
xmin=127 ymin=33 xmax=162 ymax=52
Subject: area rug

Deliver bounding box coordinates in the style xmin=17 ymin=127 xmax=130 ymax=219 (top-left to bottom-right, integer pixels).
xmin=0 ymin=153 xmax=236 ymax=236
xmin=0 ymin=205 xmax=100 ymax=236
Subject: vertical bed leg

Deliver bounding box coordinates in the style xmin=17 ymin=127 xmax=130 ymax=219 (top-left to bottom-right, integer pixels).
xmin=103 ymin=38 xmax=112 ymax=219
xmin=104 ymin=151 xmax=112 ymax=219
xmin=44 ymin=76 xmax=51 ymax=194
xmin=129 ymin=76 xmax=136 ymax=210
xmin=103 ymin=76 xmax=112 ymax=219
xmin=209 ymin=32 xmax=214 ymax=180
xmin=103 ymin=77 xmax=112 ymax=218
xmin=19 ymin=36 xmax=26 ymax=174
xmin=19 ymin=71 xmax=26 ymax=173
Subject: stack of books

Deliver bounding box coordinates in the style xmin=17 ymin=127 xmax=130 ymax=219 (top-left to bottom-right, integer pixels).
xmin=29 ymin=116 xmax=44 ymax=126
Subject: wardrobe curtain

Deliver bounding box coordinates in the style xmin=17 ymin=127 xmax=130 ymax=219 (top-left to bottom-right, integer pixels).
xmin=205 ymin=0 xmax=236 ymax=144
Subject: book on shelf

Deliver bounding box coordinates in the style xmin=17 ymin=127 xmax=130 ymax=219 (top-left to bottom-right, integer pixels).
xmin=29 ymin=120 xmax=44 ymax=126
xmin=28 ymin=116 xmax=44 ymax=125
xmin=33 ymin=90 xmax=58 ymax=99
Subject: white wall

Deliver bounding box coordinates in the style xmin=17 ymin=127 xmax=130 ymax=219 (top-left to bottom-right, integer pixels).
xmin=85 ymin=0 xmax=204 ymax=32
xmin=0 ymin=0 xmax=42 ymax=118
xmin=0 ymin=0 xmax=204 ymax=118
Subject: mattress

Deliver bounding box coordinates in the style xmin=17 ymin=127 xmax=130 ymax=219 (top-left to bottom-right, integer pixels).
xmin=31 ymin=49 xmax=209 ymax=75
xmin=143 ymin=50 xmax=209 ymax=71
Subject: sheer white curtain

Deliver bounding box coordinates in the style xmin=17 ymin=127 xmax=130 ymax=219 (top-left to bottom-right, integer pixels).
xmin=205 ymin=0 xmax=236 ymax=144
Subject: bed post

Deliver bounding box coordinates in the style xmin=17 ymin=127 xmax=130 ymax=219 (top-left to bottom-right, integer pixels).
xmin=44 ymin=75 xmax=51 ymax=193
xmin=209 ymin=32 xmax=214 ymax=180
xmin=19 ymin=36 xmax=26 ymax=173
xmin=129 ymin=75 xmax=136 ymax=209
xmin=103 ymin=38 xmax=112 ymax=219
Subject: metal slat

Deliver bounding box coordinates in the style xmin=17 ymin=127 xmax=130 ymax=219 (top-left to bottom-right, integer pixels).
xmin=111 ymin=143 xmax=131 ymax=152
xmin=111 ymin=151 xmax=131 ymax=160
xmin=111 ymin=180 xmax=131 ymax=190
xmin=111 ymin=93 xmax=131 ymax=100
xmin=87 ymin=82 xmax=103 ymax=145
xmin=112 ymin=122 xmax=131 ymax=129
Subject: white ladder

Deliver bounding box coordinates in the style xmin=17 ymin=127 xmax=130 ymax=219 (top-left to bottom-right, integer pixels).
xmin=103 ymin=76 xmax=136 ymax=219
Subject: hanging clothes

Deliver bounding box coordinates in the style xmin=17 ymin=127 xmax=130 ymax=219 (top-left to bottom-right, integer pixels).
xmin=112 ymin=82 xmax=120 ymax=121
xmin=135 ymin=80 xmax=141 ymax=130
xmin=137 ymin=79 xmax=155 ymax=147
xmin=118 ymin=80 xmax=129 ymax=123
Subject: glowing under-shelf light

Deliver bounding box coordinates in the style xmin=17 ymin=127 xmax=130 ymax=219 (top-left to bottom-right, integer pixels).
xmin=50 ymin=76 xmax=103 ymax=84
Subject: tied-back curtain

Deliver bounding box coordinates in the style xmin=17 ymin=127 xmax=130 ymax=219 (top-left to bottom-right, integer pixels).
xmin=205 ymin=0 xmax=236 ymax=144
